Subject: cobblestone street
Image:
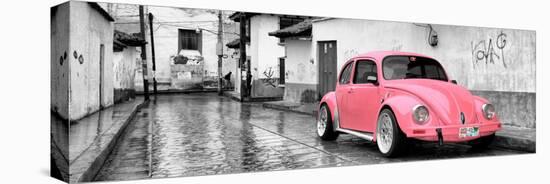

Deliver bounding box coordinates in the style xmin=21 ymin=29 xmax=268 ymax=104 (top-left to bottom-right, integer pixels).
xmin=94 ymin=93 xmax=525 ymax=181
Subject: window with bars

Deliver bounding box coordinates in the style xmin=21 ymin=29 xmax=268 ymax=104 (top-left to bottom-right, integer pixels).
xmin=178 ymin=29 xmax=202 ymax=53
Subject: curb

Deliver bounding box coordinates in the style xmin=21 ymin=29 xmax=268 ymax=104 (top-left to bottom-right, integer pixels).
xmin=494 ymin=132 xmax=536 ymax=153
xmin=261 ymin=103 xmax=535 ymax=153
xmin=74 ymin=100 xmax=149 ymax=183
xmin=261 ymin=103 xmax=316 ymax=116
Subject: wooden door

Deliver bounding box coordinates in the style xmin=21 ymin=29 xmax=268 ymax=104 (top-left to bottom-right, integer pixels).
xmin=99 ymin=44 xmax=105 ymax=108
xmin=318 ymin=41 xmax=337 ymax=99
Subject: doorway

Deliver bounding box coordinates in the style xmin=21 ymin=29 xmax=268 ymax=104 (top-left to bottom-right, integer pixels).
xmin=317 ymin=41 xmax=337 ymax=99
xmin=99 ymin=44 xmax=105 ymax=109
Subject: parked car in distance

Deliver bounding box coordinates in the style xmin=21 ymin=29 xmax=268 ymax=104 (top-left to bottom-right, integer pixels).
xmin=317 ymin=51 xmax=501 ymax=157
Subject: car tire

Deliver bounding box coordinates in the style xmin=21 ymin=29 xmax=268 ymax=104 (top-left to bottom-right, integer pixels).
xmin=469 ymin=133 xmax=495 ymax=149
xmin=376 ymin=108 xmax=408 ymax=157
xmin=317 ymin=104 xmax=339 ymax=141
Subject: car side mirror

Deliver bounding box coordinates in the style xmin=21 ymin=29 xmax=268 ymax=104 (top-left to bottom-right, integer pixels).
xmin=367 ymin=76 xmax=378 ymax=85
xmin=451 ymin=80 xmax=457 ymax=84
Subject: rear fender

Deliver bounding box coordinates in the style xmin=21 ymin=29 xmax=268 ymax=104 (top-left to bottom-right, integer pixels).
xmin=320 ymin=92 xmax=338 ymax=123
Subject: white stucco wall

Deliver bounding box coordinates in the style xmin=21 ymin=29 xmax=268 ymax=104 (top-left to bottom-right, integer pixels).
xmin=285 ymin=39 xmax=314 ymax=84
xmin=69 ymin=1 xmax=114 ymax=120
xmin=113 ymin=47 xmax=138 ymax=90
xmin=145 ymin=6 xmax=219 ymax=80
xmin=311 ymin=18 xmax=536 ymax=93
xmin=250 ymin=15 xmax=285 ymax=80
xmin=51 ymin=2 xmax=70 ymax=119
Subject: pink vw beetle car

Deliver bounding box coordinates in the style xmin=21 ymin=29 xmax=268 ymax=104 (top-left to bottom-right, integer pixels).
xmin=317 ymin=51 xmax=501 ymax=157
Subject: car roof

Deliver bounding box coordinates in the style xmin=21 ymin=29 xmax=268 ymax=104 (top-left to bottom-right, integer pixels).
xmin=350 ymin=51 xmax=435 ymax=64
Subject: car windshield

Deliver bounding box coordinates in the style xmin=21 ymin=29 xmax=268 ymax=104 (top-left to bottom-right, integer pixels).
xmin=382 ymin=56 xmax=448 ymax=81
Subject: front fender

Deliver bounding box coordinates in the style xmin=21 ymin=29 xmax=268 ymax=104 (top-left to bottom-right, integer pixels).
xmin=320 ymin=91 xmax=338 ymax=122
xmin=381 ymin=92 xmax=430 ymax=137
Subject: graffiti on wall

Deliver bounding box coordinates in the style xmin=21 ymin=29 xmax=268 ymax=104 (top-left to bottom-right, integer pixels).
xmin=261 ymin=67 xmax=278 ymax=87
xmin=471 ymin=31 xmax=508 ymax=68
xmin=114 ymin=54 xmax=137 ymax=89
xmin=390 ymin=39 xmax=403 ymax=51
xmin=344 ymin=49 xmax=359 ymax=61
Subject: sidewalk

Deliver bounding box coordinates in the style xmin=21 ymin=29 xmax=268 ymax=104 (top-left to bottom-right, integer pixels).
xmin=68 ymin=98 xmax=147 ymax=183
xmin=261 ymin=100 xmax=536 ymax=153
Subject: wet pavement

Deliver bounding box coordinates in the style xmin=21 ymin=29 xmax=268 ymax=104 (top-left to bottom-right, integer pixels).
xmin=94 ymin=93 xmax=527 ymax=182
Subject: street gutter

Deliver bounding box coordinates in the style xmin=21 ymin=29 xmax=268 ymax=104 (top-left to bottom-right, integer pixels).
xmin=69 ymin=99 xmax=149 ymax=183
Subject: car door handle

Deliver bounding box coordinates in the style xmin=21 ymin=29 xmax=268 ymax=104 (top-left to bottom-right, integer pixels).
xmin=348 ymin=88 xmax=354 ymax=93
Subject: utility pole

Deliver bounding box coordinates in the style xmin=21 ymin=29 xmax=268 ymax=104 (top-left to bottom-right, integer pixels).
xmin=216 ymin=10 xmax=223 ymax=96
xmin=239 ymin=12 xmax=249 ymax=99
xmin=148 ymin=12 xmax=158 ymax=95
xmin=139 ymin=5 xmax=149 ymax=100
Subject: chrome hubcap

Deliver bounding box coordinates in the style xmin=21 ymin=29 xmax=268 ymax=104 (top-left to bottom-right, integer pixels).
xmin=377 ymin=112 xmax=394 ymax=154
xmin=317 ymin=106 xmax=327 ymax=136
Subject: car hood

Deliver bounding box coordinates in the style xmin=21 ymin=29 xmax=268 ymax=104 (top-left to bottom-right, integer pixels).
xmin=384 ymin=79 xmax=477 ymax=125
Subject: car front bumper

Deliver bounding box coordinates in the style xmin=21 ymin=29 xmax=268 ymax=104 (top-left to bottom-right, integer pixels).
xmin=404 ymin=122 xmax=501 ymax=142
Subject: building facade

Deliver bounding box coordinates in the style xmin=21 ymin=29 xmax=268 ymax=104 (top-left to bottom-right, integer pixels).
xmin=228 ymin=13 xmax=311 ymax=100
xmin=268 ymin=19 xmax=316 ymax=103
xmin=112 ymin=30 xmax=145 ymax=103
xmin=272 ymin=18 xmax=535 ymax=129
xmin=105 ymin=4 xmax=238 ymax=91
xmin=51 ymin=1 xmax=115 ymax=121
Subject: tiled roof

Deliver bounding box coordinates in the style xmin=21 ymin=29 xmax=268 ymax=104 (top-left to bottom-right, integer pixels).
xmin=268 ymin=19 xmax=312 ymax=38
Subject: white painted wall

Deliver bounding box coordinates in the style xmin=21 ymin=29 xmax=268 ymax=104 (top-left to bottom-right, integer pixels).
xmin=113 ymin=47 xmax=138 ymax=90
xmin=145 ymin=6 xmax=219 ymax=80
xmin=250 ymin=15 xmax=285 ymax=80
xmin=51 ymin=2 xmax=70 ymax=119
xmin=69 ymin=1 xmax=114 ymax=120
xmin=311 ymin=18 xmax=536 ymax=93
xmin=285 ymin=39 xmax=314 ymax=84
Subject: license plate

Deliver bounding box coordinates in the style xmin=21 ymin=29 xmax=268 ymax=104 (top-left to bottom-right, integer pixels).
xmin=459 ymin=127 xmax=479 ymax=138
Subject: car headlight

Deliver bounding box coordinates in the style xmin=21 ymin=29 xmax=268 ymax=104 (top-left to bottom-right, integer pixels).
xmin=482 ymin=104 xmax=496 ymax=120
xmin=412 ymin=105 xmax=429 ymax=125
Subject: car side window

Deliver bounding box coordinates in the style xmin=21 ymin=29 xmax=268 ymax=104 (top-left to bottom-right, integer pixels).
xmin=353 ymin=60 xmax=377 ymax=84
xmin=339 ymin=62 xmax=354 ymax=84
